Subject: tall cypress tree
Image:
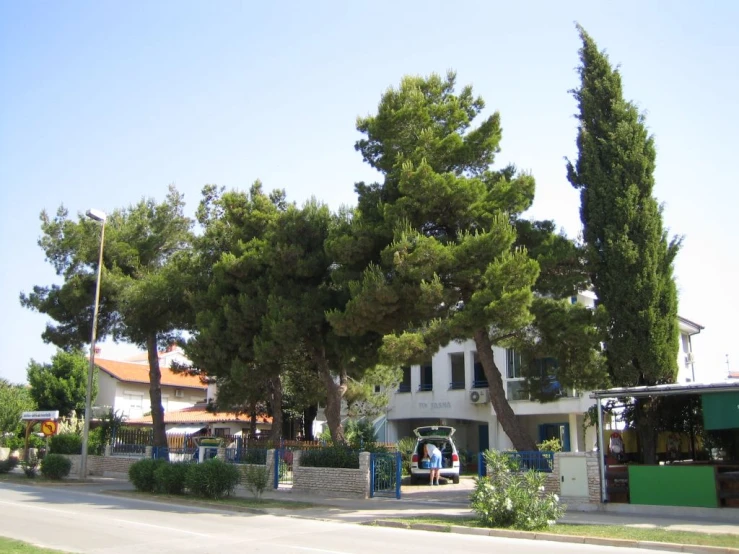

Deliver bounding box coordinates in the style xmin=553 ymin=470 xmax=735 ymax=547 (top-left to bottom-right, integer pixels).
xmin=567 ymin=26 xmax=681 ymax=463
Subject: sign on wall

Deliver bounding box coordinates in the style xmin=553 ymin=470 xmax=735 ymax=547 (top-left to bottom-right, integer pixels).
xmin=21 ymin=411 xmax=59 ymax=420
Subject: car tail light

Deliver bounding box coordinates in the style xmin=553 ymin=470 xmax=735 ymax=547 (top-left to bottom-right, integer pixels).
xmin=452 ymin=453 xmax=459 ymax=462
xmin=412 ymin=454 xmax=419 ymax=463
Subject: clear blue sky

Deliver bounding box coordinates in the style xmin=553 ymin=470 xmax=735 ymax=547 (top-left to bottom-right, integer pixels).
xmin=1 ymin=1 xmax=737 ymax=384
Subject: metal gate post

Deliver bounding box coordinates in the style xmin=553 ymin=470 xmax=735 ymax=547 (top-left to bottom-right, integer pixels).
xmin=369 ymin=453 xmax=376 ymax=498
xmin=273 ymin=448 xmax=280 ymax=489
xmin=395 ymin=451 xmax=402 ymax=499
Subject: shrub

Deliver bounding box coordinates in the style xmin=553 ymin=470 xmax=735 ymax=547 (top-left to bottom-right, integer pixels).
xmin=185 ymin=459 xmax=241 ymax=499
xmin=0 ymin=457 xmax=19 ymax=474
xmin=470 ymin=450 xmax=564 ymax=531
xmin=129 ymin=458 xmax=167 ymax=492
xmin=243 ymin=464 xmax=271 ymax=499
xmin=22 ymin=459 xmax=39 ymax=478
xmin=154 ymin=462 xmax=189 ymax=495
xmin=300 ymin=446 xmax=359 ymax=469
xmin=40 ymin=454 xmax=72 ymax=480
xmin=537 ymin=438 xmax=563 ymax=453
xmin=4 ymin=436 xmax=25 ymax=451
xmin=50 ymin=433 xmax=82 ymax=455
xmin=396 ymin=437 xmax=416 ymax=476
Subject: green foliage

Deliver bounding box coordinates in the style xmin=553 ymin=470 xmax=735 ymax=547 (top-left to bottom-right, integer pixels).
xmin=537 ymin=438 xmax=563 ymax=453
xmin=21 ymin=186 xmax=194 ymax=449
xmin=396 ymin=436 xmax=416 ymax=475
xmin=242 ymin=464 xmax=271 ymax=499
xmin=185 ymin=458 xmax=241 ymax=499
xmin=345 ymin=420 xmax=377 ymax=450
xmin=40 ymin=453 xmax=72 ymax=480
xmin=128 ymin=458 xmax=167 ymax=492
xmin=26 ymin=350 xmax=93 ymax=418
xmin=21 ymin=459 xmax=39 ymax=478
xmin=345 ymin=365 xmax=401 ymax=419
xmin=0 ymin=457 xmax=19 ymax=474
xmin=0 ymin=379 xmax=36 ymax=440
xmin=300 ymin=446 xmax=360 ymax=469
xmin=87 ymin=427 xmax=104 ymax=455
xmin=567 ymin=26 xmax=680 ymax=390
xmin=50 ymin=433 xmax=82 ymax=455
xmin=153 ymin=462 xmax=189 ymax=495
xmin=3 ymin=436 xmax=26 ymax=452
xmin=470 ymin=450 xmax=564 ymax=530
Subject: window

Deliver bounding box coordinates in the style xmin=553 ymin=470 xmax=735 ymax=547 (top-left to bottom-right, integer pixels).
xmin=419 ymin=361 xmax=433 ymax=391
xmin=397 ymin=366 xmax=411 ymax=393
xmin=449 ymin=353 xmax=465 ymax=389
xmin=374 ymin=384 xmax=381 ymax=393
xmin=213 ymin=427 xmax=228 ymax=437
xmin=506 ymin=349 xmax=523 ymax=379
xmin=123 ymin=393 xmax=143 ymax=418
xmin=472 ymin=352 xmax=488 ymax=388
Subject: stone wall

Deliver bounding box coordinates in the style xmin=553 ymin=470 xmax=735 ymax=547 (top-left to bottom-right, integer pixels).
xmin=552 ymin=451 xmax=602 ymax=505
xmin=292 ymin=450 xmax=371 ymax=498
xmin=61 ymin=454 xmax=142 ymax=478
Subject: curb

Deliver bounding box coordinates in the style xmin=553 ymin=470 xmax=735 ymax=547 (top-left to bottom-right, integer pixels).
xmin=370 ymin=520 xmax=739 ymax=554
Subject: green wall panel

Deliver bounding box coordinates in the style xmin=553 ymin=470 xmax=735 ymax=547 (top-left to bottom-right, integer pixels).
xmin=628 ymin=466 xmax=717 ymax=508
xmin=702 ymin=392 xmax=739 ymax=431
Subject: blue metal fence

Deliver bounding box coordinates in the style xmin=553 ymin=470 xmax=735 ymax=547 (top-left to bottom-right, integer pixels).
xmin=478 ymin=450 xmax=554 ymax=476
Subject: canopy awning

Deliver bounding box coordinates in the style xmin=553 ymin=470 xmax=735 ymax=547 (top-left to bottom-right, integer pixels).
xmin=590 ymin=380 xmax=739 ymax=399
xmin=165 ymin=425 xmax=206 ymax=435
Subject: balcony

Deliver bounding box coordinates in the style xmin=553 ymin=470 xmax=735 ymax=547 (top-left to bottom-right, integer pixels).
xmin=472 ymin=379 xmax=489 ymax=389
xmin=418 ymin=383 xmax=433 ymax=392
xmin=397 ymin=383 xmax=411 ymax=393
xmin=449 ymin=381 xmax=466 ymax=390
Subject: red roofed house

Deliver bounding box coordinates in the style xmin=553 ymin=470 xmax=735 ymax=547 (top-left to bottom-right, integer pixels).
xmin=93 ymin=357 xmax=207 ymax=420
xmin=126 ymin=405 xmax=272 ymax=437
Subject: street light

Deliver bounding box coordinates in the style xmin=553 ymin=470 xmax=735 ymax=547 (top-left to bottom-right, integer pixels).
xmin=80 ymin=208 xmax=106 ymax=479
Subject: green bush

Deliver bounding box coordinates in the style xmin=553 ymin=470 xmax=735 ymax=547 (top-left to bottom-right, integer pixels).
xmin=4 ymin=436 xmax=25 ymax=451
xmin=22 ymin=459 xmax=39 ymax=478
xmin=128 ymin=458 xmax=167 ymax=492
xmin=537 ymin=438 xmax=563 ymax=453
xmin=396 ymin=437 xmax=416 ymax=476
xmin=50 ymin=433 xmax=82 ymax=455
xmin=87 ymin=427 xmax=105 ymax=455
xmin=243 ymin=464 xmax=271 ymax=499
xmin=185 ymin=459 xmax=241 ymax=499
xmin=470 ymin=450 xmax=564 ymax=531
xmin=40 ymin=454 xmax=72 ymax=480
xmin=0 ymin=457 xmax=19 ymax=474
xmin=300 ymin=446 xmax=359 ymax=469
xmin=154 ymin=462 xmax=189 ymax=495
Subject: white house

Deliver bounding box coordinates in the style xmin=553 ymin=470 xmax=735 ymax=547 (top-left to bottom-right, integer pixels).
xmin=370 ymin=292 xmax=705 ymax=456
xmin=93 ymin=357 xmax=207 ymax=419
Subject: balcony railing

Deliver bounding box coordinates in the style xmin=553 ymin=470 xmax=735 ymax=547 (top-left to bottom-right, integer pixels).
xmin=397 ymin=383 xmax=411 ymax=393
xmin=418 ymin=383 xmax=433 ymax=392
xmin=448 ymin=381 xmax=466 ymax=390
xmin=472 ymin=379 xmax=489 ymax=389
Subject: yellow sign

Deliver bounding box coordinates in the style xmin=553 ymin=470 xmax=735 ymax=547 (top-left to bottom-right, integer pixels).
xmin=41 ymin=420 xmax=58 ymax=436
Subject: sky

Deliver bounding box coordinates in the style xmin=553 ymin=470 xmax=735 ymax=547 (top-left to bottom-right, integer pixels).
xmin=1 ymin=1 xmax=737 ymax=385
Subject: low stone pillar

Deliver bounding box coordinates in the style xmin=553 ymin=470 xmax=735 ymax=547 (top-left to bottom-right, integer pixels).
xmin=266 ymin=449 xmax=276 ymax=488
xmin=145 ymin=446 xmax=152 ymax=459
xmin=104 ymin=445 xmax=112 ymax=457
xmin=359 ymin=451 xmax=371 ymax=499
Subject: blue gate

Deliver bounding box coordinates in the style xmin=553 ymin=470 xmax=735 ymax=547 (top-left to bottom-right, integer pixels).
xmin=370 ymin=451 xmax=401 ymax=499
xmin=273 ymin=447 xmax=294 ymax=488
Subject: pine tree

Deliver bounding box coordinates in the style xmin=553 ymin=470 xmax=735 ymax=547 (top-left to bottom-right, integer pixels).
xmin=567 ymin=26 xmax=681 ymax=463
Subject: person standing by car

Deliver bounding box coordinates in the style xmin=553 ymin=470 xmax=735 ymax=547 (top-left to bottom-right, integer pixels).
xmin=424 ymin=443 xmax=442 ymax=485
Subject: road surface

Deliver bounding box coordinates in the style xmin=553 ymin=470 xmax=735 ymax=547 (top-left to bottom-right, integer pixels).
xmin=0 ymin=483 xmax=674 ymax=553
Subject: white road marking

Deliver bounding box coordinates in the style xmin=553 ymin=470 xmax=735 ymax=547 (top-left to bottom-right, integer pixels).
xmin=109 ymin=517 xmax=214 ymax=537
xmin=272 ymin=545 xmax=351 ymax=554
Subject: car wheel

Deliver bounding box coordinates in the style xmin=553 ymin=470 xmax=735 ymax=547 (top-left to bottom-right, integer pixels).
xmin=410 ymin=475 xmax=419 ymax=485
xmin=452 ymin=475 xmax=460 ymax=484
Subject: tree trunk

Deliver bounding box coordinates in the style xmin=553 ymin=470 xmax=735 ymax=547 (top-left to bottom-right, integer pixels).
xmin=268 ymin=375 xmax=283 ymax=442
xmin=146 ymin=334 xmax=167 ymax=448
xmin=320 ymin=366 xmax=347 ymax=444
xmin=635 ymin=397 xmax=658 ymax=464
xmin=303 ymin=405 xmax=318 ymax=441
xmin=249 ymin=402 xmax=257 ymax=439
xmin=473 ymin=329 xmax=538 ymax=452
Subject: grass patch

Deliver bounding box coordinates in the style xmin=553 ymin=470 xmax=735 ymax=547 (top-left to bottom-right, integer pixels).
xmin=0 ymin=474 xmax=82 ymax=486
xmin=380 ymin=517 xmax=739 ymax=548
xmin=110 ymin=490 xmax=316 ymax=511
xmin=0 ymin=536 xmax=70 ymax=553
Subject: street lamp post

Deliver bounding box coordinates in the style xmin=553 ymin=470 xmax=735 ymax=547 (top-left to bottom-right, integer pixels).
xmin=80 ymin=208 xmax=106 ymax=479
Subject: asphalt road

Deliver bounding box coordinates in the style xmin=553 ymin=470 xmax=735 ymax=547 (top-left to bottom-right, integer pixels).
xmin=0 ymin=483 xmax=672 ymax=554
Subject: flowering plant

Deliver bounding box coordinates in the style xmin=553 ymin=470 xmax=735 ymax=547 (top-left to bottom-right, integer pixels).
xmin=470 ymin=449 xmax=564 ymax=530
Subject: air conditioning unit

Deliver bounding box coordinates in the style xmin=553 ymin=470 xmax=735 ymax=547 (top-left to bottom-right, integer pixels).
xmin=470 ymin=390 xmax=489 ymax=404
xmin=685 ymin=353 xmax=695 ymax=366
xmin=175 ymin=389 xmax=184 ymax=398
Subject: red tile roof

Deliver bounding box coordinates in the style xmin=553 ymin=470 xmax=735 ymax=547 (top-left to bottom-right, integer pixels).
xmin=94 ymin=358 xmax=206 ymax=390
xmin=127 ymin=405 xmax=272 ymax=425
